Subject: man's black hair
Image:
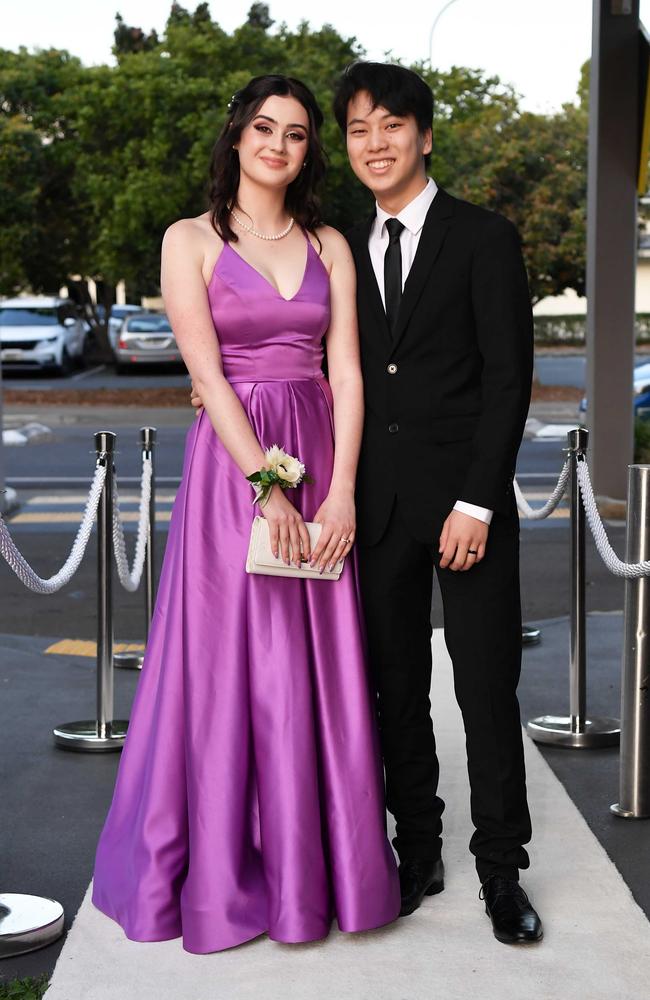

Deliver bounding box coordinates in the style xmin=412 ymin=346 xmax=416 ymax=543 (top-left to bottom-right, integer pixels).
xmin=333 ymin=61 xmax=433 ymax=166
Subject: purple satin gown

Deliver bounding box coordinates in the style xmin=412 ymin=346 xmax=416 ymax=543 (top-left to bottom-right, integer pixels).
xmin=91 ymin=231 xmax=400 ymax=954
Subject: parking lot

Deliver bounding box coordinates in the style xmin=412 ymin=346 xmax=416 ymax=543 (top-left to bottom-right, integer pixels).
xmin=0 ymin=300 xmax=185 ymax=380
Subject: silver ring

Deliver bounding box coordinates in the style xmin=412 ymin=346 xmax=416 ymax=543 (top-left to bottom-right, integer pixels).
xmin=467 ymin=549 xmax=477 ymax=555
xmin=341 ymin=536 xmax=350 ymax=543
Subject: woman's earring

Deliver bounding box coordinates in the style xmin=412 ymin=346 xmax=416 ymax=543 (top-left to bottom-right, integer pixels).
xmin=302 ymin=160 xmax=308 ymax=170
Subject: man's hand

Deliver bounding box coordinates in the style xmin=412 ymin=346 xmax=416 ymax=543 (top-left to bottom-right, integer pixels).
xmin=190 ymin=380 xmax=203 ymax=415
xmin=438 ymin=510 xmax=489 ymax=571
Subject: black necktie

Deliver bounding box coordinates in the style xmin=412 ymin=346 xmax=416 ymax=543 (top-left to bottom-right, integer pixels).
xmin=384 ymin=217 xmax=405 ymax=337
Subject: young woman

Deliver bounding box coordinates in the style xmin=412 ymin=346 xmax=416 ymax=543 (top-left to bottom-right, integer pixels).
xmin=91 ymin=74 xmax=400 ymax=954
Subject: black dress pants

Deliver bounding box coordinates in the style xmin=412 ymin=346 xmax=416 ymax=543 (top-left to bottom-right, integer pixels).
xmin=358 ymin=496 xmax=532 ymax=883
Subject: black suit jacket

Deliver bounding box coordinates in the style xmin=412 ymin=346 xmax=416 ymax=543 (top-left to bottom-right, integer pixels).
xmin=346 ymin=186 xmax=534 ymax=546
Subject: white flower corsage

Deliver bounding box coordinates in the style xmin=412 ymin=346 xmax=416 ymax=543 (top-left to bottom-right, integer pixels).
xmin=246 ymin=445 xmax=314 ymax=508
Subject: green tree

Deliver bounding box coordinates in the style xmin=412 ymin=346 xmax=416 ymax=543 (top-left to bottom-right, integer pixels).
xmin=113 ymin=13 xmax=159 ymax=58
xmin=0 ymin=4 xmax=589 ymax=315
xmin=419 ymin=63 xmax=587 ymax=303
xmin=247 ymin=3 xmax=274 ymax=30
xmin=0 ymin=47 xmax=88 ymax=294
xmin=0 ymin=116 xmax=41 ymax=292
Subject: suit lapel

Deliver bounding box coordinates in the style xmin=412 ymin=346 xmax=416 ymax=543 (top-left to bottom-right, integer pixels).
xmin=391 ymin=187 xmax=454 ymax=351
xmin=349 ymin=214 xmax=392 ymax=345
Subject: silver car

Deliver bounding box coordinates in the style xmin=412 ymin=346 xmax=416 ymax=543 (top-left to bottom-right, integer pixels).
xmin=107 ymin=304 xmax=144 ymax=351
xmin=114 ymin=312 xmax=183 ymax=371
xmin=0 ymin=296 xmax=87 ymax=374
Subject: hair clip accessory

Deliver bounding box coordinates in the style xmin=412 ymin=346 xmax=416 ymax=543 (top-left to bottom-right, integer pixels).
xmin=227 ymin=92 xmax=241 ymax=114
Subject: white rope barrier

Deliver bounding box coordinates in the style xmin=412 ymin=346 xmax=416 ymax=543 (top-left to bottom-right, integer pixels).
xmin=112 ymin=455 xmax=152 ymax=592
xmin=577 ymin=460 xmax=650 ymax=578
xmin=1 ymin=432 xmax=647 ymax=595
xmin=0 ymin=462 xmax=107 ymax=593
xmin=514 ymin=460 xmax=570 ymax=520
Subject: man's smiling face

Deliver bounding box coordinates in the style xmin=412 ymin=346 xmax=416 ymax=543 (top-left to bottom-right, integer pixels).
xmin=344 ymin=90 xmax=432 ymax=207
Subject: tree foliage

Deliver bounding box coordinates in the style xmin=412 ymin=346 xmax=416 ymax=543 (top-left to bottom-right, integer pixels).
xmin=113 ymin=13 xmax=159 ymax=58
xmin=0 ymin=4 xmax=589 ymax=310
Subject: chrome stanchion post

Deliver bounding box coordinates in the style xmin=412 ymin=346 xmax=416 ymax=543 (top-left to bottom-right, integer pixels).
xmin=570 ymin=426 xmax=587 ymax=732
xmin=612 ymin=464 xmax=650 ymax=818
xmin=114 ymin=426 xmax=156 ymax=670
xmin=53 ymin=431 xmax=128 ymax=750
xmin=527 ymin=428 xmax=620 ymax=748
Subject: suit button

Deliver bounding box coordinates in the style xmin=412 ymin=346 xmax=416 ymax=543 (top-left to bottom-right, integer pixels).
xmin=387 ymin=363 xmax=398 ymax=374
xmin=388 ymin=423 xmax=399 ymax=434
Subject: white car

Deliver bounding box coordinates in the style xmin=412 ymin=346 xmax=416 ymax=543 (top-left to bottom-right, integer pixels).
xmin=0 ymin=296 xmax=87 ymax=374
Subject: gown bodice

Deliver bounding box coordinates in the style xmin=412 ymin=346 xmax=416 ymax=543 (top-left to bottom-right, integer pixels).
xmin=207 ymin=234 xmax=330 ymax=383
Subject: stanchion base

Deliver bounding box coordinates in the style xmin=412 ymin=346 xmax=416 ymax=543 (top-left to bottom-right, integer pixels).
xmin=522 ymin=625 xmax=541 ymax=646
xmin=527 ymin=715 xmax=620 ymax=748
xmin=114 ymin=652 xmax=143 ymax=670
xmin=610 ymin=802 xmax=650 ymax=819
xmin=0 ymin=893 xmax=64 ymax=958
xmin=53 ymin=720 xmax=128 ymax=752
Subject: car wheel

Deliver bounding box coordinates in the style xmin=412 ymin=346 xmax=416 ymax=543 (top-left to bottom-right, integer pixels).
xmin=57 ymin=348 xmax=73 ymax=377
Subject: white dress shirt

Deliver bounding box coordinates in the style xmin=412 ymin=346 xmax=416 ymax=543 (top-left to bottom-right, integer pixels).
xmin=368 ymin=177 xmax=493 ymax=526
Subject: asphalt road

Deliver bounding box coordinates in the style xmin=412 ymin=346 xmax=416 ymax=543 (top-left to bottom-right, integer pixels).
xmin=0 ymin=353 xmax=625 ymax=392
xmin=1 ymin=363 xmax=189 ymax=392
xmin=534 ymin=352 xmax=650 ymax=388
xmin=3 ymin=412 xmax=570 ymax=483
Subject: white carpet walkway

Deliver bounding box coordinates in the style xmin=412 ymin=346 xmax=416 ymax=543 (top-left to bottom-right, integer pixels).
xmin=46 ymin=631 xmax=650 ymax=1000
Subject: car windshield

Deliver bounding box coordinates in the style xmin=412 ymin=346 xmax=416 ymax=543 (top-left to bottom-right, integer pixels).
xmin=0 ymin=307 xmax=61 ymax=327
xmin=111 ymin=306 xmax=139 ymax=319
xmin=127 ymin=316 xmax=172 ymax=333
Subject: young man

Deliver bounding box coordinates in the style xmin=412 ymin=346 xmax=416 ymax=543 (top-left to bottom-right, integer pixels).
xmin=332 ymin=61 xmax=541 ymax=945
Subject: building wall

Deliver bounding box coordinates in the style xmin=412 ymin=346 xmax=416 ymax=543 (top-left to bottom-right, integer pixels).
xmin=534 ymin=257 xmax=650 ymax=316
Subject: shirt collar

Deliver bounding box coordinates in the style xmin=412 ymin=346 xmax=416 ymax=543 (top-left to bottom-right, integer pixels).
xmin=374 ymin=177 xmax=438 ymax=238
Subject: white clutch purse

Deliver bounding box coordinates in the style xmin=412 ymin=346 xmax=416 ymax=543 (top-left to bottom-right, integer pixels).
xmin=245 ymin=515 xmax=345 ymax=580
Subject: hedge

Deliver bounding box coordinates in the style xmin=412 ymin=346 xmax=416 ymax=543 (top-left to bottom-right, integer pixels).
xmin=534 ymin=314 xmax=650 ymax=345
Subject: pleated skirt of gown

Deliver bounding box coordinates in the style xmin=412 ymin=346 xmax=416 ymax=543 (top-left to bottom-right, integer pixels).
xmin=91 ymin=375 xmax=400 ymax=953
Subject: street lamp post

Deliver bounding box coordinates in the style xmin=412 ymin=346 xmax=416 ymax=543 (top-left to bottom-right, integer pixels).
xmin=429 ymin=0 xmax=462 ymax=67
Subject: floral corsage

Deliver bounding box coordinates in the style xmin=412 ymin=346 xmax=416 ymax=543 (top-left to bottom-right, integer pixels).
xmin=246 ymin=445 xmax=314 ymax=508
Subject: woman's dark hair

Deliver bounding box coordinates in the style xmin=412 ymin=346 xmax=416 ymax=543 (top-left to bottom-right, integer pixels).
xmin=333 ymin=62 xmax=433 ymax=167
xmin=208 ymin=75 xmax=326 ymax=243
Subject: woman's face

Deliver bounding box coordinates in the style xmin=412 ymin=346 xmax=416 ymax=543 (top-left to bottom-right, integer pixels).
xmin=235 ymin=94 xmax=310 ymax=191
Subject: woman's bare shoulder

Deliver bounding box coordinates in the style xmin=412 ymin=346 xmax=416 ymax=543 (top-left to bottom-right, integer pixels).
xmin=165 ymin=212 xmax=221 ymax=246
xmin=315 ymin=224 xmax=349 ymax=250
xmin=163 ymin=214 xmax=224 ymax=279
xmin=313 ymin=224 xmax=354 ymax=274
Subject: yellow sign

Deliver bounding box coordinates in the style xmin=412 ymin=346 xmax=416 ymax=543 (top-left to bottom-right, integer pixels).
xmin=639 ymin=24 xmax=650 ymax=194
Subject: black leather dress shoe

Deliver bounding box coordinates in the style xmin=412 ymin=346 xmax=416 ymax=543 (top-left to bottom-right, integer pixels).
xmin=480 ymin=876 xmax=543 ymax=944
xmin=398 ymin=858 xmax=445 ymax=916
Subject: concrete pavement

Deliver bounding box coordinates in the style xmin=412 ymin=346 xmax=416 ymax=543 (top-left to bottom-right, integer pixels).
xmin=40 ymin=629 xmax=650 ymax=1000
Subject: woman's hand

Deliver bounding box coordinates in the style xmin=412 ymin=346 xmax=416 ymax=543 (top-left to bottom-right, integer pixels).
xmin=310 ymin=490 xmax=356 ymax=573
xmin=261 ymin=487 xmax=312 ymax=568
xmin=190 ymin=380 xmax=203 ymax=415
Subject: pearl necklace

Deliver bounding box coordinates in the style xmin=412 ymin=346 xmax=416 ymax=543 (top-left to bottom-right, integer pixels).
xmin=230 ymin=208 xmax=295 ymax=241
